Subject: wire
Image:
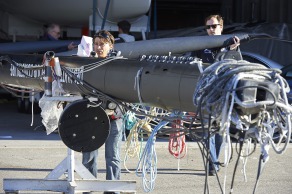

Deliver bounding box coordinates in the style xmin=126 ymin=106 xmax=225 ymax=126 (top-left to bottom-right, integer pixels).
xmin=193 ymin=58 xmax=292 ymax=194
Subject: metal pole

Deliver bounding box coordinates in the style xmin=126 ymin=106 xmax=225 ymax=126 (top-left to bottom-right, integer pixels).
xmin=153 ymin=0 xmax=157 ymax=39
xmin=44 ymin=51 xmax=54 ymax=97
xmin=92 ymin=0 xmax=97 ymax=36
xmin=101 ymin=0 xmax=111 ymax=30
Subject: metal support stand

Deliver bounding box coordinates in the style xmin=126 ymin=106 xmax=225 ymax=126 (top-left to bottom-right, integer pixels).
xmin=3 ymin=148 xmax=136 ymax=194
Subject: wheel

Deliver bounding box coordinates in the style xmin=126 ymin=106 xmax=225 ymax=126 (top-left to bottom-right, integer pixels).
xmin=24 ymin=98 xmax=41 ymax=114
xmin=32 ymin=101 xmax=42 ymax=114
xmin=17 ymin=97 xmax=25 ymax=113
xmin=24 ymin=97 xmax=30 ymax=113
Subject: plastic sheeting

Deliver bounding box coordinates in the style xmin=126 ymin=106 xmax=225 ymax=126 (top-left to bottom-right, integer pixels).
xmin=240 ymin=38 xmax=292 ymax=66
xmin=39 ymin=81 xmax=64 ymax=135
xmin=228 ymin=22 xmax=292 ymax=66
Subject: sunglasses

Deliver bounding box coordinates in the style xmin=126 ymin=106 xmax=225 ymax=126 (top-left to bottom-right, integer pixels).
xmin=52 ymin=31 xmax=61 ymax=35
xmin=94 ymin=31 xmax=113 ymax=44
xmin=205 ymin=24 xmax=221 ymax=29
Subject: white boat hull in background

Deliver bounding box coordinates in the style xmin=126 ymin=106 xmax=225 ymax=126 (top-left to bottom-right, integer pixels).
xmin=0 ymin=0 xmax=151 ymax=39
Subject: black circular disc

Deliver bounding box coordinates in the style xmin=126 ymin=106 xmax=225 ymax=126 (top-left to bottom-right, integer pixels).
xmin=58 ymin=99 xmax=110 ymax=152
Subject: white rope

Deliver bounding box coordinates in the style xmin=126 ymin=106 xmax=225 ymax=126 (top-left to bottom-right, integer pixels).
xmin=193 ymin=59 xmax=292 ymax=192
xmin=135 ymin=120 xmax=169 ymax=192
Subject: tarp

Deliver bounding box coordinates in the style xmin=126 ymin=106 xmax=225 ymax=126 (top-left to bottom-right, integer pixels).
xmin=228 ymin=23 xmax=292 ymax=66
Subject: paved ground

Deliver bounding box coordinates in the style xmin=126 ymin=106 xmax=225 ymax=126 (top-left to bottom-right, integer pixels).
xmin=1 ymin=99 xmax=292 ymax=194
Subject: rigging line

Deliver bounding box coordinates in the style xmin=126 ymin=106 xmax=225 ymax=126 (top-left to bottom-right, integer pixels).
xmin=261 ymin=35 xmax=292 ymax=43
xmin=81 ymin=56 xmax=118 ymax=68
xmin=229 ymin=131 xmax=246 ymax=193
xmin=241 ymin=138 xmax=252 ymax=182
xmin=252 ymin=154 xmax=266 ymax=194
xmin=82 ymin=56 xmax=125 ymax=72
xmin=134 ymin=67 xmax=148 ymax=112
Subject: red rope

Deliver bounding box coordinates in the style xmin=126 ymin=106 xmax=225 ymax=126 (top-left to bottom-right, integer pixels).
xmin=168 ymin=120 xmax=187 ymax=159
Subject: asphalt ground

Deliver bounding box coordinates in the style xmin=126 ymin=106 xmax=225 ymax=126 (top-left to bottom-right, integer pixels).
xmin=1 ymin=98 xmax=292 ymax=194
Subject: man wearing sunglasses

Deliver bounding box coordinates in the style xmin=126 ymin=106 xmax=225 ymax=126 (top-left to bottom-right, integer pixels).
xmin=82 ymin=30 xmax=123 ymax=194
xmin=204 ymin=15 xmax=240 ymax=176
xmin=205 ymin=14 xmax=240 ymax=52
xmin=185 ymin=14 xmax=240 ymax=63
xmin=184 ymin=14 xmax=240 ymax=176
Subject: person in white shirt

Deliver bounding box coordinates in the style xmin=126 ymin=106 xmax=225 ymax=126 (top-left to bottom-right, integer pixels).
xmin=115 ymin=20 xmax=135 ymax=43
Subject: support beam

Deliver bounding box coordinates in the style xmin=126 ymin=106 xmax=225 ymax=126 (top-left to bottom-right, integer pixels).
xmin=3 ymin=148 xmax=136 ymax=194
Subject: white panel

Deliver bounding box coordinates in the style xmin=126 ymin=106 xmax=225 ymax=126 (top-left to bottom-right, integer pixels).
xmin=97 ymin=0 xmax=151 ymax=22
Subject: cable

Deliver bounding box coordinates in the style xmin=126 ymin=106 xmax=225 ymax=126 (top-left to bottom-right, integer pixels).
xmin=193 ymin=59 xmax=292 ymax=194
xmin=229 ymin=131 xmax=246 ymax=193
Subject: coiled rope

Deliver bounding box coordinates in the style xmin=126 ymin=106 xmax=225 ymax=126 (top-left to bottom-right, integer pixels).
xmin=193 ymin=59 xmax=292 ymax=193
xmin=135 ymin=120 xmax=169 ymax=192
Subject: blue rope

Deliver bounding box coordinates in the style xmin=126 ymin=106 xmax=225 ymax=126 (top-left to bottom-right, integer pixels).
xmin=135 ymin=119 xmax=169 ymax=192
